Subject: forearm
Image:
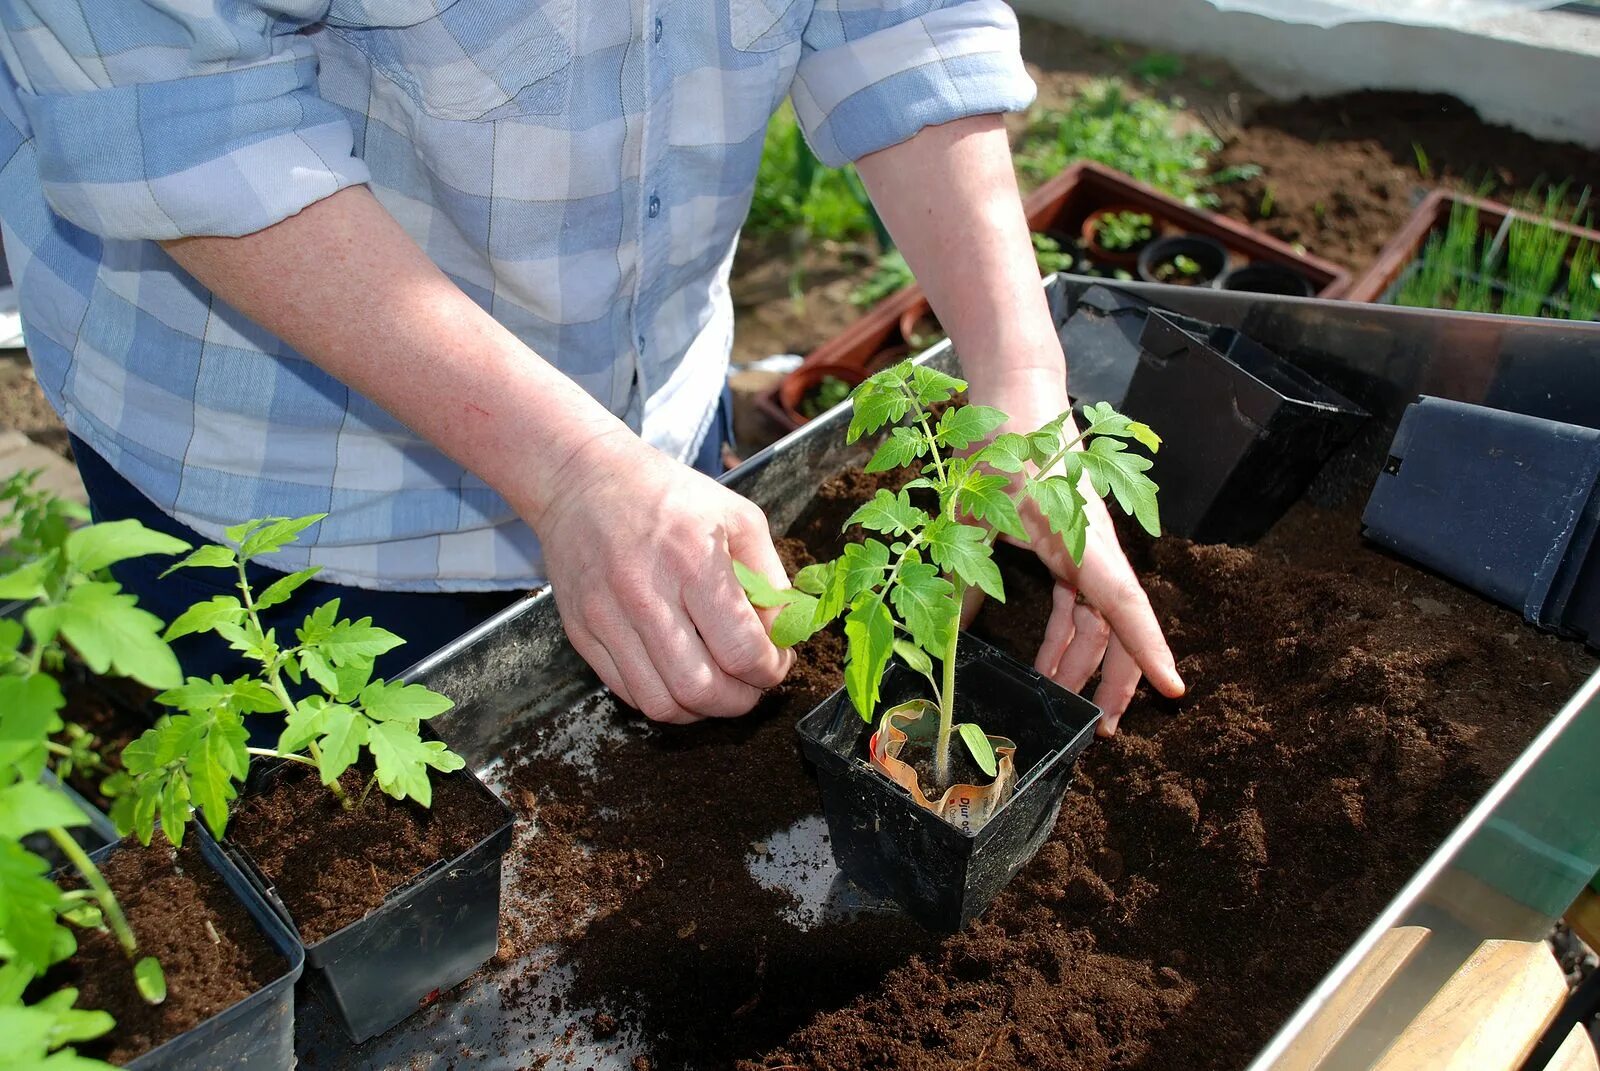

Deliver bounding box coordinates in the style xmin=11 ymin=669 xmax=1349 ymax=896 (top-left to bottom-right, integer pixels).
xmin=854 ymin=114 xmax=1065 ymax=406
xmin=161 ymin=186 xmax=629 ymax=527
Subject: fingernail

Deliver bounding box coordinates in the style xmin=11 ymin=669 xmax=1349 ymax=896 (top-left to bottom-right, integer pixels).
xmin=1103 ymin=713 xmax=1120 ymax=735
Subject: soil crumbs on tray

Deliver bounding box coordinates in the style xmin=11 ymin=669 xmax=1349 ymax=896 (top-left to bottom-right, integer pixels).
xmin=493 ymin=468 xmax=1593 ymax=1070
xmin=227 ymin=764 xmax=506 ymax=942
xmin=42 ymin=841 xmax=282 ymax=1064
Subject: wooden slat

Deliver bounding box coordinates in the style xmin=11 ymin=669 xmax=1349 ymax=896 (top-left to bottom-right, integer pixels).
xmin=1568 ymin=887 xmax=1600 ymax=955
xmin=1370 ymin=939 xmax=1567 ymax=1071
xmin=1266 ymin=926 xmax=1430 ymax=1071
xmin=1548 ymin=1024 xmax=1600 ymax=1071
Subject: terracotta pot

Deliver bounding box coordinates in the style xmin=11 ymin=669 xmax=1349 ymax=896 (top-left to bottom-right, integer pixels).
xmin=1080 ymin=205 xmax=1157 ymax=269
xmin=779 ymin=362 xmax=868 ymax=426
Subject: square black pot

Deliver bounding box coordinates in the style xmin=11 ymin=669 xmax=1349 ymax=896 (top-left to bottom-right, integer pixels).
xmin=1124 ymin=309 xmax=1368 ymax=544
xmin=69 ymin=831 xmax=305 ymax=1071
xmin=223 ymin=764 xmax=515 ymax=1043
xmin=795 ymin=634 xmax=1101 ymax=932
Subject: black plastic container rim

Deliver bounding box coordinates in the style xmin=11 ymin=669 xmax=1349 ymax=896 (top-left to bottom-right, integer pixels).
xmin=71 ymin=829 xmax=306 ymax=1069
xmin=799 ymin=635 xmax=1102 ymax=843
xmin=39 ymin=768 xmax=119 ymax=844
xmin=222 ymin=759 xmax=515 ymax=957
xmin=1214 ymin=262 xmax=1315 ymax=297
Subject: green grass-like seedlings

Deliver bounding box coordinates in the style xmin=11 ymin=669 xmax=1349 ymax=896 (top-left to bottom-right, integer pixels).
xmin=1093 ymin=211 xmax=1154 ymax=252
xmin=736 ymin=363 xmax=1161 ymax=798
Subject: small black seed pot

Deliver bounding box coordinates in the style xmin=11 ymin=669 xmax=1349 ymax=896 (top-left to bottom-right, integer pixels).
xmin=225 ymin=764 xmax=515 ymax=1043
xmin=795 ymin=635 xmax=1101 ymax=932
xmin=1214 ymin=261 xmax=1315 ymax=297
xmin=1136 ymin=234 xmax=1229 ymax=287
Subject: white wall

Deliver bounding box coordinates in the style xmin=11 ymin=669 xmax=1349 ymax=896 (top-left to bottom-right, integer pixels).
xmin=1012 ymin=0 xmax=1600 ymax=149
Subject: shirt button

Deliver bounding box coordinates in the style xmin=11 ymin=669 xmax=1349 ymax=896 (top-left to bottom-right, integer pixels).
xmin=647 ymin=194 xmax=661 ymax=219
xmin=637 ymin=334 xmax=647 ymax=352
xmin=654 ymin=16 xmax=663 ymax=42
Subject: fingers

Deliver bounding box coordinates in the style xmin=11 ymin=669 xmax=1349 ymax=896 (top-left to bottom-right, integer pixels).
xmin=1084 ymin=573 xmax=1186 ymax=700
xmin=632 ymin=601 xmax=764 ymax=721
xmin=687 ymin=541 xmax=792 ymax=691
xmin=1050 ymin=599 xmax=1111 ymax=694
xmin=1091 ymin=637 xmax=1143 ymax=736
xmin=1034 ymin=583 xmax=1078 ymax=678
xmin=563 ymin=617 xmax=637 ymax=710
xmin=960 ymin=584 xmax=987 ymax=630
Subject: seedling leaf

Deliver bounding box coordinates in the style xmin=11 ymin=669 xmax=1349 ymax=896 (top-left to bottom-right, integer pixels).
xmin=843 ymin=598 xmax=893 ymax=719
xmin=161 ymin=544 xmax=237 ymax=576
xmin=924 ymin=518 xmax=1004 ymax=602
xmin=844 ymin=489 xmax=927 ymax=537
xmin=732 ymin=560 xmax=801 ymax=608
xmin=956 ymin=723 xmax=998 ymax=778
xmin=935 ymin=406 xmax=1006 ymax=450
xmin=64 ymin=521 xmax=189 ymax=574
xmin=134 ymin=957 xmax=167 ymax=1005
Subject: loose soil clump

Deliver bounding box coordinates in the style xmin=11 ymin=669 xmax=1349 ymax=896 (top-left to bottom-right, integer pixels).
xmin=492 ymin=466 xmax=1591 ymax=1070
xmin=227 ymin=764 xmax=507 ymax=942
xmin=41 ymin=842 xmax=282 ymax=1065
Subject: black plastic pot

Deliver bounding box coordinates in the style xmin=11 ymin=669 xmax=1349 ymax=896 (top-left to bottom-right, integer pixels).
xmin=1362 ymin=396 xmax=1600 ymax=646
xmin=224 ymin=764 xmax=515 ymax=1042
xmin=795 ymin=635 xmax=1101 ymax=932
xmin=1136 ymin=234 xmax=1229 ymax=287
xmin=1123 ymin=310 xmax=1369 ymax=544
xmin=1215 ymin=261 xmax=1314 ymax=297
xmin=73 ymin=832 xmax=304 ymax=1070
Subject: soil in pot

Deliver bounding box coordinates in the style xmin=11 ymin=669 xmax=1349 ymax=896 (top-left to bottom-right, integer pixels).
xmin=226 ymin=763 xmax=507 ymax=942
xmin=39 ymin=841 xmax=282 ymax=1065
xmin=1216 ymin=261 xmax=1316 ymax=297
xmin=475 ymin=461 xmax=1593 ymax=1071
xmin=1081 ymin=207 xmax=1156 ymax=269
xmin=1137 ymin=234 xmax=1229 ymax=287
xmin=54 ymin=675 xmax=153 ymax=812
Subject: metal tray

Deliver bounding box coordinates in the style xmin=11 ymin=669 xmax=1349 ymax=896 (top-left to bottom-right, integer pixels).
xmin=297 ymin=276 xmax=1600 ymax=1069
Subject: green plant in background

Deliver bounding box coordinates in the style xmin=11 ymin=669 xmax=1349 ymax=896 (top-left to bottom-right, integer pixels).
xmin=1031 ymin=232 xmax=1076 ymax=276
xmin=747 ymin=104 xmax=885 ymax=247
xmin=1128 ymin=51 xmax=1184 ymax=85
xmin=849 ymin=250 xmax=915 ymax=309
xmin=1154 ymin=254 xmax=1203 ymax=283
xmin=116 ymin=516 xmax=464 ymax=848
xmin=800 ymin=376 xmax=854 ymax=420
xmin=1568 ymin=239 xmax=1600 ymax=322
xmin=1014 ymin=79 xmax=1256 ymax=206
xmin=1092 ymin=211 xmax=1154 ymax=252
xmin=734 ymin=362 xmax=1159 ymax=793
xmin=0 ymin=478 xmax=189 ymax=1067
xmin=1502 ymin=186 xmax=1576 ymax=318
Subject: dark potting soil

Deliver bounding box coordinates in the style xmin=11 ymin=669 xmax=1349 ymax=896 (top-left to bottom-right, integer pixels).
xmin=1211 ymin=91 xmax=1600 ymax=272
xmin=493 ymin=466 xmax=1593 ymax=1070
xmin=42 ymin=840 xmax=282 ymax=1065
xmin=226 ymin=764 xmax=506 ymax=943
xmin=55 ymin=675 xmax=153 ymax=811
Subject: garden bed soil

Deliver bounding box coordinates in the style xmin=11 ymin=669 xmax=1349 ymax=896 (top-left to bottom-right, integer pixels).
xmin=488 ymin=464 xmax=1593 ymax=1071
xmin=226 ymin=764 xmax=507 ymax=943
xmin=42 ymin=841 xmax=282 ymax=1065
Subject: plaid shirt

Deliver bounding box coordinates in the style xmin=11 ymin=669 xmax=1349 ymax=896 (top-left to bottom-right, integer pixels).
xmin=0 ymin=0 xmax=1033 ymax=591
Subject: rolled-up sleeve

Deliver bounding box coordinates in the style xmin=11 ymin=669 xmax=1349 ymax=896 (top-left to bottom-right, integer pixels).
xmin=792 ymin=0 xmax=1036 ymax=168
xmin=0 ymin=0 xmax=369 ymax=240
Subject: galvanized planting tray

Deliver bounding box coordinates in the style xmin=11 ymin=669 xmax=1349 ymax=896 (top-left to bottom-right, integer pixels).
xmin=297 ymin=278 xmax=1600 ymax=1069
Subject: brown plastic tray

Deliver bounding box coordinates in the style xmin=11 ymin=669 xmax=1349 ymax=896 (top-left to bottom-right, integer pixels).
xmin=1344 ymin=188 xmax=1600 ymax=303
xmin=759 ymin=162 xmax=1352 ymax=432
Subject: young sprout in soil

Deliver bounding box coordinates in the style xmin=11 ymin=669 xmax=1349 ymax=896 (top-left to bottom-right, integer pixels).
xmin=1092 ymin=211 xmax=1154 ymax=252
xmin=116 ymin=515 xmax=465 ymax=849
xmin=735 ymin=361 xmax=1159 ymax=798
xmin=1155 ymin=254 xmax=1203 ymax=283
xmin=800 ymin=375 xmax=854 ymax=420
xmin=0 ymin=475 xmax=189 ymax=1023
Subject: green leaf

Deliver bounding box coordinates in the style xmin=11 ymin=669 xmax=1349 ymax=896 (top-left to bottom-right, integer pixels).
xmin=31 ymin=583 xmax=181 ymax=689
xmin=845 ymin=375 xmax=912 ymax=444
xmin=935 ymin=406 xmax=1006 ymax=450
xmin=277 ymin=697 xmax=329 ymax=754
xmin=359 ymin=680 xmax=453 ymax=726
xmin=134 ymin=957 xmax=166 ymax=1005
xmin=163 ymin=596 xmax=245 ymax=642
xmin=978 ymin=432 xmax=1034 ymax=473
xmin=64 ymin=520 xmax=189 ymax=574
xmin=837 ymin=539 xmax=891 ymax=600
xmin=1026 ymin=475 xmax=1090 ymax=564
xmin=844 ymin=489 xmax=927 ymax=537
xmin=0 ymin=783 xmax=89 ymax=839
xmin=892 ymin=639 xmax=933 ymax=678
xmin=0 ymin=840 xmax=69 ymax=977
xmin=367 ymin=723 xmax=462 ymax=807
xmin=1079 ymin=401 xmax=1161 ymax=453
xmin=957 ymin=723 xmax=998 ymax=778
xmin=155 ymin=676 xmax=277 ymax=717
xmin=864 ymin=426 xmax=929 ymax=474
xmin=160 ymin=544 xmax=237 ymax=577
xmin=1081 ymin=436 xmax=1161 ymax=536
xmin=315 ymin=616 xmax=404 ymax=665
xmin=253 ymin=567 xmax=321 ymax=611
xmin=731 ymin=561 xmax=801 ymax=608
xmin=924 ymin=518 xmax=1005 ymax=602
xmin=908 ymin=365 xmax=967 ymax=406
xmin=770 ymin=593 xmax=825 ymax=648
xmin=187 ymin=715 xmax=247 ymax=840
xmin=0 ymin=558 xmax=52 ymax=600
xmin=954 ymin=474 xmax=1027 ymax=541
xmin=237 ymin=514 xmax=326 ymax=559
xmin=0 ymin=674 xmax=65 ymax=777
xmin=297 ymin=649 xmax=339 ymax=695
xmin=887 ymin=561 xmax=957 ymax=655
xmin=792 ymin=562 xmax=833 ymax=596
xmin=313 ymin=705 xmax=366 ymax=785
xmin=842 ymin=598 xmax=894 ymax=720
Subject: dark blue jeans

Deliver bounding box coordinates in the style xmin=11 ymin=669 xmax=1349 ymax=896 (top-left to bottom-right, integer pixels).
xmin=70 ymin=388 xmax=733 ymax=688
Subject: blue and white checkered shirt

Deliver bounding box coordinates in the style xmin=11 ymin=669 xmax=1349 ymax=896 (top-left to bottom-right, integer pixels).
xmin=0 ymin=0 xmax=1033 ymax=591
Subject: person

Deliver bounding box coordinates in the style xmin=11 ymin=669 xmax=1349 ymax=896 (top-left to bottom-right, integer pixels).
xmin=0 ymin=1 xmax=1183 ymax=735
